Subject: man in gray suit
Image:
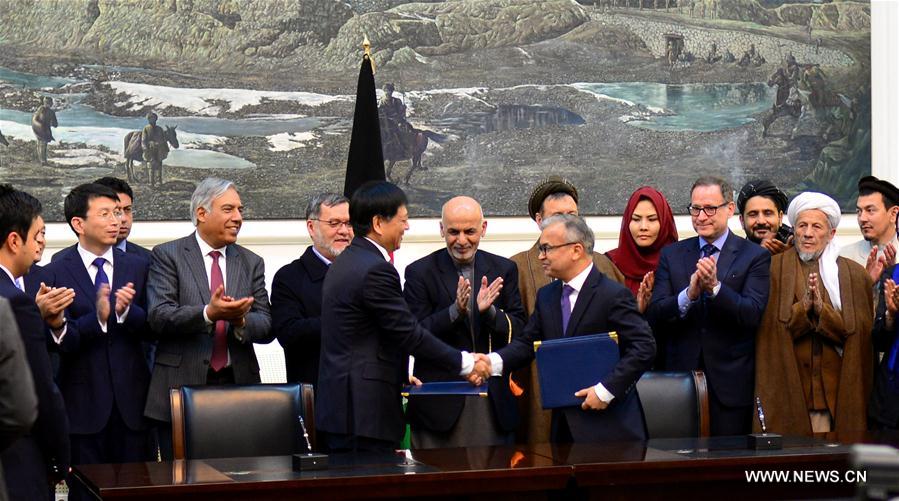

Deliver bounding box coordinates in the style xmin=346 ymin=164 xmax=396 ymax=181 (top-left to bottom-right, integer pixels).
xmin=144 ymin=178 xmax=273 ymax=458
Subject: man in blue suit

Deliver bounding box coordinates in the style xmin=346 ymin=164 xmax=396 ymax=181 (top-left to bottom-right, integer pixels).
xmin=271 ymin=193 xmax=351 ymax=387
xmin=404 ymin=196 xmax=526 ymax=448
xmin=317 ymin=181 xmax=483 ymax=452
xmin=483 ymin=214 xmax=656 ymax=443
xmin=0 ymin=185 xmax=70 ymax=500
xmin=45 ymin=183 xmax=151 ymax=500
xmin=647 ymin=176 xmax=771 ymax=436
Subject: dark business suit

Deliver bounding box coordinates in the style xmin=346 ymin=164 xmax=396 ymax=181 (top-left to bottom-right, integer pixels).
xmin=44 ymin=246 xmax=151 ymax=475
xmin=317 ymin=237 xmax=462 ymax=448
xmin=403 ymin=249 xmax=525 ymax=437
xmin=497 ymin=265 xmax=655 ymax=443
xmin=646 ymin=232 xmax=770 ymax=436
xmin=144 ymin=233 xmax=273 ymax=423
xmin=870 ymin=265 xmax=899 ymax=430
xmin=0 ymin=273 xmax=70 ymax=501
xmin=271 ymin=247 xmax=327 ymax=386
xmin=124 ymin=241 xmax=152 ymax=263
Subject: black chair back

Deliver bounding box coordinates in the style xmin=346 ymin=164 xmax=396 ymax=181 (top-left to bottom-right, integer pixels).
xmin=170 ymin=383 xmax=315 ymax=460
xmin=636 ymin=371 xmax=709 ymax=439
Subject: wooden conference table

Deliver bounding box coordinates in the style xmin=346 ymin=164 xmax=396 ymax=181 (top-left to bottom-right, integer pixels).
xmin=73 ymin=435 xmax=879 ymax=500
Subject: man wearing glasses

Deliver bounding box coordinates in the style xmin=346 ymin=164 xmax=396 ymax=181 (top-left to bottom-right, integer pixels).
xmin=44 ymin=183 xmax=152 ymax=499
xmin=646 ymin=176 xmax=770 ymax=436
xmin=271 ymin=193 xmax=351 ymax=387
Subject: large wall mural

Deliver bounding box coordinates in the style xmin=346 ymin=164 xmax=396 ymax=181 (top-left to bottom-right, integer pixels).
xmin=0 ymin=0 xmax=870 ymax=220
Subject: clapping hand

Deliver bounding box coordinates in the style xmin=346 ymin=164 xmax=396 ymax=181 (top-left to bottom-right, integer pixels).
xmin=801 ymin=272 xmax=825 ymax=315
xmin=476 ymin=276 xmax=503 ymax=313
xmin=35 ymin=282 xmax=74 ymax=329
xmin=636 ymin=271 xmax=654 ymax=313
xmin=455 ymin=276 xmax=472 ymax=314
xmin=866 ymin=244 xmax=896 ymax=283
xmin=207 ymin=285 xmax=254 ymax=326
xmin=760 ymin=236 xmax=790 ymax=255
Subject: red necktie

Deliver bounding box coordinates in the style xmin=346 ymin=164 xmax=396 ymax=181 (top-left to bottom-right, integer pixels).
xmin=208 ymin=250 xmax=227 ymax=372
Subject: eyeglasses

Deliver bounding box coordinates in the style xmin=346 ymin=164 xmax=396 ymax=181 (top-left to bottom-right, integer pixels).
xmin=311 ymin=219 xmax=351 ymax=230
xmin=537 ymin=241 xmax=578 ymax=255
xmin=91 ymin=210 xmax=124 ymax=221
xmin=687 ymin=202 xmax=729 ymax=217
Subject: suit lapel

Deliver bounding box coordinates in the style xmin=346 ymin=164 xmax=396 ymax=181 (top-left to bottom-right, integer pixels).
xmin=566 ymin=267 xmax=599 ymax=337
xmin=547 ymin=281 xmax=564 ymax=339
xmin=184 ymin=235 xmax=211 ymax=303
xmin=715 ymin=232 xmax=740 ymax=283
xmin=436 ymin=250 xmax=462 ymax=304
xmin=226 ymin=244 xmax=245 ymax=296
xmin=62 ymin=249 xmax=96 ymax=300
xmin=301 ymin=247 xmax=328 ymax=282
xmin=682 ymin=237 xmax=700 ymax=283
xmin=111 ymin=250 xmax=128 ymax=292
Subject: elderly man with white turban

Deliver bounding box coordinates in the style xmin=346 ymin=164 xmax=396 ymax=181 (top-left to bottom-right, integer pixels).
xmin=754 ymin=192 xmax=873 ymax=436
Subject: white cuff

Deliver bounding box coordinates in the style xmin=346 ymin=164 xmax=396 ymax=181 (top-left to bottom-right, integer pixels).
xmin=594 ymin=382 xmax=615 ymax=403
xmin=98 ymin=315 xmax=107 ymax=334
xmin=203 ymin=305 xmax=213 ymax=325
xmin=487 ymin=352 xmax=503 ymax=377
xmin=116 ymin=305 xmax=130 ymax=324
xmin=710 ymin=282 xmax=722 ymax=298
xmin=51 ymin=324 xmax=67 ymax=344
xmin=459 ymin=351 xmax=474 ymax=376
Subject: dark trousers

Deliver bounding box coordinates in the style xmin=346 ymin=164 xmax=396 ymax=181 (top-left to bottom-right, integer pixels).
xmin=320 ymin=432 xmax=396 ymax=453
xmin=67 ymin=405 xmax=149 ymax=501
xmin=707 ymin=381 xmax=752 ymax=436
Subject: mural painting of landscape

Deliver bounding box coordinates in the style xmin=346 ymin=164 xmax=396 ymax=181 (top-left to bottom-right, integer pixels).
xmin=0 ymin=0 xmax=870 ymax=220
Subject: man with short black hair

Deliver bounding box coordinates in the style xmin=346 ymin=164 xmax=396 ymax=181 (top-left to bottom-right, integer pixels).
xmin=271 ymin=193 xmax=351 ymax=386
xmin=647 ymin=176 xmax=771 ymax=436
xmin=316 ymin=181 xmax=484 ymax=452
xmin=841 ymin=176 xmax=899 ymax=282
xmin=0 ymin=184 xmax=70 ymax=501
xmin=45 ymin=183 xmax=152 ymax=500
xmin=737 ymin=179 xmax=791 ymax=254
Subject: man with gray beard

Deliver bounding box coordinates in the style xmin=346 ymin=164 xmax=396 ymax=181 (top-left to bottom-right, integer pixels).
xmin=271 ymin=193 xmax=352 ymax=386
xmin=754 ymin=192 xmax=873 ymax=436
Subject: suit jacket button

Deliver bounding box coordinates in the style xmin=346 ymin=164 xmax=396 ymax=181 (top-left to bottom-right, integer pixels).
xmin=203 ymin=359 xmax=209 ymax=365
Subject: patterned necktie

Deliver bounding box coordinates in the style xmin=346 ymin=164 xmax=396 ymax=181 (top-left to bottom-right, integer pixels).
xmin=208 ymin=250 xmax=228 ymax=372
xmin=561 ymin=284 xmax=575 ymax=336
xmin=701 ymin=243 xmax=718 ymax=259
xmin=92 ymin=257 xmax=109 ymax=291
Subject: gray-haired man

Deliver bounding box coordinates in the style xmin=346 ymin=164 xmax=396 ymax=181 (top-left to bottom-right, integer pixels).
xmin=144 ymin=178 xmax=272 ymax=458
xmin=271 ymin=193 xmax=351 ymax=386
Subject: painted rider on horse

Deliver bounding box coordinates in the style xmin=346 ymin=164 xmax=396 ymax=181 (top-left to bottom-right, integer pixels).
xmin=379 ymin=83 xmax=413 ymax=157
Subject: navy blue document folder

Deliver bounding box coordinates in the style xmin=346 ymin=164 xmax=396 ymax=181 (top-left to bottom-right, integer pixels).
xmin=534 ymin=332 xmax=619 ymax=409
xmin=401 ymin=381 xmax=488 ymax=397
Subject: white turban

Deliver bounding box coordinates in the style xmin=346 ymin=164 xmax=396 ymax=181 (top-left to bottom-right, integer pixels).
xmin=786 ymin=192 xmax=842 ymax=311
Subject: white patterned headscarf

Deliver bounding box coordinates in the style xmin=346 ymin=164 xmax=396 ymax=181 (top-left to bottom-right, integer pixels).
xmin=787 ymin=192 xmax=842 ymax=311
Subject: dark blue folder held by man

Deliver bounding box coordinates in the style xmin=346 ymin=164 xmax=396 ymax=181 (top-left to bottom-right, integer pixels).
xmin=535 ymin=332 xmax=619 ymax=409
xmin=402 ymin=381 xmax=488 ymax=397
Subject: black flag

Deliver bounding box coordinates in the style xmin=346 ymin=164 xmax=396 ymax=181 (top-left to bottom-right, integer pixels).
xmin=343 ymin=55 xmax=385 ymax=198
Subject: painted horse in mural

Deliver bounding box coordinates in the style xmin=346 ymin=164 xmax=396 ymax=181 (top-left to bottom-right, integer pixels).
xmin=123 ymin=125 xmax=179 ymax=186
xmin=381 ymin=123 xmax=446 ymax=185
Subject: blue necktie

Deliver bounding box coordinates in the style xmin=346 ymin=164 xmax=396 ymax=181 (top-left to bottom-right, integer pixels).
xmin=93 ymin=257 xmax=109 ymax=291
xmin=561 ymin=284 xmax=575 ymax=336
xmin=701 ymin=243 xmax=718 ymax=259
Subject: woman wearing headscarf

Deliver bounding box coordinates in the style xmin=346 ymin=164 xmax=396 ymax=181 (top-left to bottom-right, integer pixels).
xmin=606 ymin=186 xmax=678 ymax=313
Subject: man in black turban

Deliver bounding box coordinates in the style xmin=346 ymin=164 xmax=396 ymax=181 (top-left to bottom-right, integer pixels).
xmin=737 ymin=179 xmax=791 ymax=254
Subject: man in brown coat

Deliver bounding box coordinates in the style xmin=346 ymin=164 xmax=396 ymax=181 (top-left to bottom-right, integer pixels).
xmin=510 ymin=176 xmax=624 ymax=444
xmin=754 ymin=192 xmax=873 ymax=435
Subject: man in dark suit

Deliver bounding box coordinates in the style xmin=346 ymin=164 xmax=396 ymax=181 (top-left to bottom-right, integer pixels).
xmin=483 ymin=214 xmax=655 ymax=443
xmin=317 ymin=181 xmax=483 ymax=453
xmin=271 ymin=193 xmax=351 ymax=386
xmin=145 ymin=178 xmax=272 ymax=459
xmin=93 ymin=177 xmax=152 ymax=262
xmin=0 ymin=184 xmax=70 ymax=500
xmin=403 ymin=196 xmax=525 ymax=448
xmin=44 ymin=183 xmax=151 ymax=499
xmin=647 ymin=176 xmax=770 ymax=436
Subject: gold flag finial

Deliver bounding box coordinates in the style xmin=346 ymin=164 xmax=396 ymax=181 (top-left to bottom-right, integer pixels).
xmin=362 ymin=35 xmax=375 ymax=73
